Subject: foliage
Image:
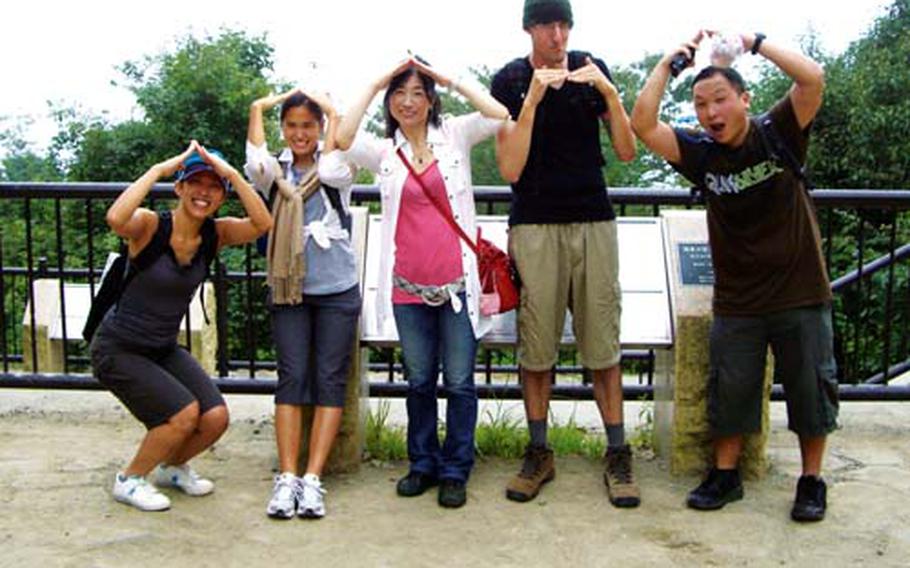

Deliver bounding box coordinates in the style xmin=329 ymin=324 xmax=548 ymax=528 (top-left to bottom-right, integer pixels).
xmin=54 ymin=30 xmax=279 ymax=183
xmin=805 ymin=0 xmax=910 ymax=378
xmin=0 ymin=118 xmax=61 ymax=182
xmin=3 ymin=7 xmax=910 ymax=380
xmin=365 ymin=400 xmax=408 ymax=462
xmin=811 ymin=0 xmax=910 ymax=190
xmin=119 ymin=30 xmax=276 ymax=167
xmin=628 ymin=398 xmax=655 ymax=451
xmin=366 ymin=399 xmax=611 ymax=462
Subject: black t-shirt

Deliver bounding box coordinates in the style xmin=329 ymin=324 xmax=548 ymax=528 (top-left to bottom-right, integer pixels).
xmin=491 ymin=51 xmax=616 ymax=225
xmin=671 ymin=97 xmax=832 ymax=316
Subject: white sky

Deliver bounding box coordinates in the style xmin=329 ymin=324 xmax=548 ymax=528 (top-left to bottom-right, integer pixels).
xmin=0 ymin=0 xmax=891 ymax=151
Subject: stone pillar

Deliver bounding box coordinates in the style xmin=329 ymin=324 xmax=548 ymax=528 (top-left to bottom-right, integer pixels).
xmin=22 ymin=279 xmax=91 ymax=373
xmin=176 ymin=282 xmax=217 ymax=376
xmin=655 ymin=210 xmax=770 ymax=480
xmin=22 ymin=279 xmax=59 ymax=372
xmin=297 ymin=206 xmax=369 ymax=474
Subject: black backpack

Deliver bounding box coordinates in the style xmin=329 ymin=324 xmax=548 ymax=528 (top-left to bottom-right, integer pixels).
xmin=755 ymin=112 xmax=813 ymax=190
xmin=82 ymin=211 xmax=218 ymax=342
xmin=689 ymin=113 xmax=813 ymax=204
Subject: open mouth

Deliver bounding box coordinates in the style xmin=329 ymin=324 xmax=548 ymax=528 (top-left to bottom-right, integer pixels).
xmin=708 ymin=122 xmax=726 ymax=137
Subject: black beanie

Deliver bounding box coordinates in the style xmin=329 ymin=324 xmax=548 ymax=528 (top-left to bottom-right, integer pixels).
xmin=523 ymin=0 xmax=573 ymax=29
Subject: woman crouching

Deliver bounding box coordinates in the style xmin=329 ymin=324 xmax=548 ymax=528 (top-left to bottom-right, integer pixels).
xmin=91 ymin=142 xmax=272 ymax=511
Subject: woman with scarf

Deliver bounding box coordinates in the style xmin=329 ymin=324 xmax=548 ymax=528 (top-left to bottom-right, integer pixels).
xmin=246 ymin=88 xmax=360 ymax=520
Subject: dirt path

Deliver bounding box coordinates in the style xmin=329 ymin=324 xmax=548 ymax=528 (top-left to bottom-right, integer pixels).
xmin=0 ymin=390 xmax=908 ymax=567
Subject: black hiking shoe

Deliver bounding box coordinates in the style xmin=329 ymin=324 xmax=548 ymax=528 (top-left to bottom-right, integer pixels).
xmin=396 ymin=472 xmax=438 ymax=497
xmin=438 ymin=479 xmax=467 ymax=508
xmin=791 ymin=475 xmax=827 ymax=522
xmin=686 ymin=468 xmax=744 ymax=510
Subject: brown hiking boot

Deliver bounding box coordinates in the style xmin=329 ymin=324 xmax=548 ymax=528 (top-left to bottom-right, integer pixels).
xmin=604 ymin=444 xmax=640 ymax=508
xmin=506 ymin=444 xmax=555 ymax=502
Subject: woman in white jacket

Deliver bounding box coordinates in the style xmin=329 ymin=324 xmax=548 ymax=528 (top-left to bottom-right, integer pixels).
xmin=320 ymin=57 xmax=509 ymax=508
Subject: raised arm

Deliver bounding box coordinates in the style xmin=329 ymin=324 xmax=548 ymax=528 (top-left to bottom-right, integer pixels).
xmin=568 ymin=57 xmax=635 ymax=162
xmin=743 ymin=33 xmax=825 ymax=128
xmin=106 ymin=142 xmax=199 ymax=242
xmin=631 ymin=37 xmax=703 ymax=164
xmin=413 ymin=60 xmax=509 ymax=121
xmin=495 ymin=68 xmax=568 ymax=183
xmin=247 ymin=88 xmax=298 ymax=147
xmin=334 ymin=60 xmax=411 ymax=151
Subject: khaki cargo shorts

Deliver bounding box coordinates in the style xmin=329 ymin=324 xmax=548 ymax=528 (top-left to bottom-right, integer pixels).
xmin=509 ymin=221 xmax=621 ymax=371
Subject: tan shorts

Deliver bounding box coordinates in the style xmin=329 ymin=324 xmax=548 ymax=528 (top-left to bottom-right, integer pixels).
xmin=509 ymin=222 xmax=621 ymax=371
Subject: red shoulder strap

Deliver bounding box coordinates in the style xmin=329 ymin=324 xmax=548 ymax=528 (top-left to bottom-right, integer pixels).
xmin=395 ymin=147 xmax=479 ymax=255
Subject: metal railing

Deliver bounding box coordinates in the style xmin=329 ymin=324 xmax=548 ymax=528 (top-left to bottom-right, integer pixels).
xmin=1 ymin=182 xmax=909 ymax=400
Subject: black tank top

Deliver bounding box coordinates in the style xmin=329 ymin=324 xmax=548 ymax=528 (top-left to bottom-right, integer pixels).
xmin=99 ymin=247 xmax=207 ymax=348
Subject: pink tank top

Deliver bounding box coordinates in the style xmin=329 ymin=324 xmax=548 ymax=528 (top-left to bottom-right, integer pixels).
xmin=392 ymin=162 xmax=464 ymax=305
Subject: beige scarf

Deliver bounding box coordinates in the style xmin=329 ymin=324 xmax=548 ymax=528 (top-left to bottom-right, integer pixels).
xmin=266 ymin=162 xmax=321 ymax=305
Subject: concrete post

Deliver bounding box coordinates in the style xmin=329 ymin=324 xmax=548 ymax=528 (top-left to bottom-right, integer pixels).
xmin=22 ymin=279 xmax=68 ymax=373
xmin=297 ymin=207 xmax=369 ymax=474
xmin=656 ymin=211 xmax=770 ymax=480
xmin=176 ymin=282 xmax=217 ymax=376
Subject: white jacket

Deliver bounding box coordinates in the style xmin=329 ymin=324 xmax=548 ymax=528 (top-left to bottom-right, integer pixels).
xmin=318 ymin=112 xmax=503 ymax=338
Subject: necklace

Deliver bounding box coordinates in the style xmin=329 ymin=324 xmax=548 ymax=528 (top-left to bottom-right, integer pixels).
xmin=413 ymin=145 xmax=433 ymax=167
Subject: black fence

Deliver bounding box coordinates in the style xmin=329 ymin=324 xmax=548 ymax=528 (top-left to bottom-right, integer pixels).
xmin=1 ymin=182 xmax=909 ymax=400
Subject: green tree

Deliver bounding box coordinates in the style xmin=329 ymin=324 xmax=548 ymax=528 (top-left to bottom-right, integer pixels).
xmin=811 ymin=0 xmax=910 ymax=190
xmin=0 ymin=117 xmax=61 ymax=182
xmin=59 ymin=30 xmax=279 ymax=182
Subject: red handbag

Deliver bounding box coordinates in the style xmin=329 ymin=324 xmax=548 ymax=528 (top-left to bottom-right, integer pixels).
xmin=396 ymin=148 xmax=519 ymax=315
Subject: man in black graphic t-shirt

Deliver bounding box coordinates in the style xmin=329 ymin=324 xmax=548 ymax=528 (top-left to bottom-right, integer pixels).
xmin=632 ymin=31 xmax=836 ymax=522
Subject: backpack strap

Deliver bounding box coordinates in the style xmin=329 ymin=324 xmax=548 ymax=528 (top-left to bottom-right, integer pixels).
xmin=115 ymin=211 xmax=172 ymax=311
xmin=199 ymin=216 xmax=219 ymax=265
xmin=195 ymin=216 xmax=218 ymax=326
xmin=264 ymin=150 xmax=284 ymax=208
xmin=689 ymin=134 xmax=714 ymax=206
xmin=321 ymin=184 xmax=352 ymax=233
xmin=756 ymin=113 xmax=814 ymax=190
xmin=132 ymin=210 xmax=173 ymax=270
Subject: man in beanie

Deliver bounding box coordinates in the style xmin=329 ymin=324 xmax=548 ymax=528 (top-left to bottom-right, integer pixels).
xmin=491 ymin=0 xmax=640 ymax=507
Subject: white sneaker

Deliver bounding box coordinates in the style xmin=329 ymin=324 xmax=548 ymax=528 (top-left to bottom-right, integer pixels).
xmin=113 ymin=473 xmax=171 ymax=512
xmin=266 ymin=472 xmax=298 ymax=519
xmin=153 ymin=463 xmax=215 ymax=496
xmin=297 ymin=473 xmax=326 ymax=519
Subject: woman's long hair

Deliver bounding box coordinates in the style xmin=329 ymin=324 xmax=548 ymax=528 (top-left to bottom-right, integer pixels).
xmin=382 ymin=67 xmax=442 ymax=139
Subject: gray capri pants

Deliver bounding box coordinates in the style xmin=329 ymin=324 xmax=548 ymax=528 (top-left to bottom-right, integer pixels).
xmin=90 ymin=329 xmax=225 ymax=430
xmin=271 ymin=285 xmax=361 ymax=407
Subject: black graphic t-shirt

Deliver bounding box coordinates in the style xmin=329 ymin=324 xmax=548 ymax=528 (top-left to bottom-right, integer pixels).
xmin=671 ymin=97 xmax=832 ymax=316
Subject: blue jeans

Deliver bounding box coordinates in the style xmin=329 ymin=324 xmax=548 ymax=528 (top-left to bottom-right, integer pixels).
xmin=393 ymin=294 xmax=478 ymax=483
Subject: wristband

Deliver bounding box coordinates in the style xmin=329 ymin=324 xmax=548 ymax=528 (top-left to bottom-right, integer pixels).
xmin=751 ymin=33 xmax=766 ymax=55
